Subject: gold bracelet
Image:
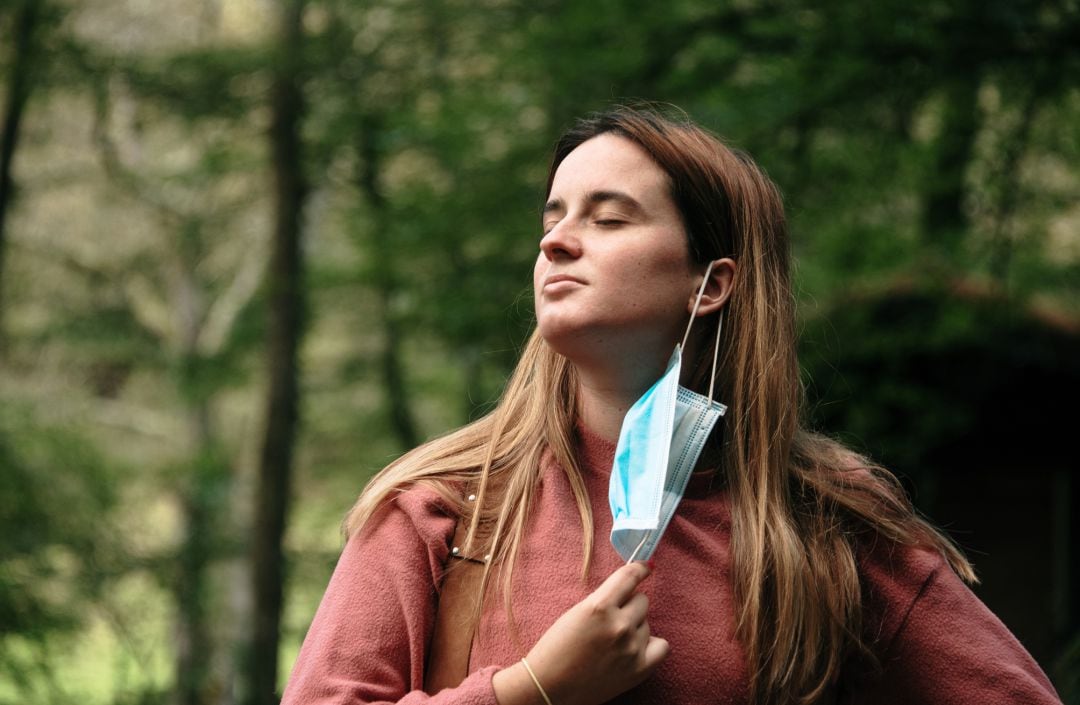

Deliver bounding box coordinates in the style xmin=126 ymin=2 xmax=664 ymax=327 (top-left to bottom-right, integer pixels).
xmin=520 ymin=657 xmax=554 ymax=705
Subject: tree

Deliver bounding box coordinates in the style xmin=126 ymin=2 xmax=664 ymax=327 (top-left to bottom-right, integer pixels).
xmin=247 ymin=2 xmax=307 ymax=703
xmin=0 ymin=0 xmax=51 ymax=355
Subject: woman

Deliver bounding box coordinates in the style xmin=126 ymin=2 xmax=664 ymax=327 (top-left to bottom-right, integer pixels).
xmin=282 ymin=106 xmax=1061 ymax=704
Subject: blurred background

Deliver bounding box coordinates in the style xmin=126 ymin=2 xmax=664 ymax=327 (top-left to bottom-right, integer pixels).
xmin=0 ymin=0 xmax=1078 ymax=703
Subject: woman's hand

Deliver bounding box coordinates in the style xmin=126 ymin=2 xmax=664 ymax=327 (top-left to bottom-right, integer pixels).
xmin=492 ymin=562 xmax=669 ymax=705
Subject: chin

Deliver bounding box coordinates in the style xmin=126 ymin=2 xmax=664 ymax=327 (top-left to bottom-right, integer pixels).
xmin=536 ymin=313 xmax=579 ymax=345
xmin=536 ymin=318 xmax=577 ymax=352
xmin=536 ymin=317 xmax=616 ymax=364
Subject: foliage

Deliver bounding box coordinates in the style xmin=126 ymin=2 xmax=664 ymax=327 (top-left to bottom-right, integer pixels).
xmin=0 ymin=406 xmax=120 ymax=688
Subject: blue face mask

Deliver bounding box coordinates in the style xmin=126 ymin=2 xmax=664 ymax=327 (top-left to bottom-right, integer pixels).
xmin=608 ymin=264 xmax=727 ymax=562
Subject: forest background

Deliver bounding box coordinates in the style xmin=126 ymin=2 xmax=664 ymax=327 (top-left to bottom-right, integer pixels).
xmin=1 ymin=0 xmax=1078 ymax=704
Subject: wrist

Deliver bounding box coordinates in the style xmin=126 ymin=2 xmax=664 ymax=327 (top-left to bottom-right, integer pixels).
xmin=521 ymin=657 xmax=555 ymax=705
xmin=492 ymin=661 xmax=544 ymax=705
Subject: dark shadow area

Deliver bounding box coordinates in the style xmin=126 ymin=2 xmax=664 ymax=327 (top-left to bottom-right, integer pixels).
xmin=801 ymin=280 xmax=1080 ymax=691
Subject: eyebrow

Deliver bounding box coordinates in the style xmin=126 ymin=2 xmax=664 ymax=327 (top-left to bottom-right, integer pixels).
xmin=543 ymin=189 xmax=645 ymax=216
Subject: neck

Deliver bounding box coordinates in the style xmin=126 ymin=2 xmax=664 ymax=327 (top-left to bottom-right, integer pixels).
xmin=574 ymin=355 xmax=668 ymax=442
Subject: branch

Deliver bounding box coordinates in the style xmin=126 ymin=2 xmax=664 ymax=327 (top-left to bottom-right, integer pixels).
xmin=199 ymin=239 xmax=266 ymax=355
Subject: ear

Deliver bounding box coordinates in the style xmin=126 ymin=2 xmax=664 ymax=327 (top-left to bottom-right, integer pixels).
xmin=687 ymin=258 xmax=736 ymax=317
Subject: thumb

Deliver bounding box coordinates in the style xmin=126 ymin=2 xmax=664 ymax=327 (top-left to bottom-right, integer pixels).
xmin=643 ymin=636 xmax=670 ymax=668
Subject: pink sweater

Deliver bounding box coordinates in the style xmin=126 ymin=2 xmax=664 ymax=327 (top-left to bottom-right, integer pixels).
xmin=281 ymin=428 xmax=1061 ymax=705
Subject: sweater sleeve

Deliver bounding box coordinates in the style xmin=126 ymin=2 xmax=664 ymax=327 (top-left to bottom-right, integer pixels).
xmin=280 ymin=489 xmax=500 ymax=705
xmin=842 ymin=544 xmax=1062 ymax=705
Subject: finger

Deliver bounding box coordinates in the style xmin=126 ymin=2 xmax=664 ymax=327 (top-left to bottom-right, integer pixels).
xmin=635 ymin=619 xmax=652 ymax=651
xmin=592 ymin=561 xmax=651 ymax=606
xmin=622 ymin=590 xmax=649 ymax=625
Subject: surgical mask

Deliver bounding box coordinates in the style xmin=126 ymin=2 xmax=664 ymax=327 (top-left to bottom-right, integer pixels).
xmin=608 ymin=263 xmax=727 ymax=563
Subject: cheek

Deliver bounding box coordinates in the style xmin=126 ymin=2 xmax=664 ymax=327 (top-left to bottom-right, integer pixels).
xmin=532 ymin=254 xmax=547 ymax=289
xmin=641 ymin=259 xmax=697 ymax=316
xmin=638 ymin=247 xmax=693 ymax=287
xmin=532 ymin=255 xmax=548 ymax=308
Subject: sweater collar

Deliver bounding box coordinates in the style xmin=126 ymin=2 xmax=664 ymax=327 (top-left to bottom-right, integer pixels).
xmin=574 ymin=422 xmax=616 ymax=474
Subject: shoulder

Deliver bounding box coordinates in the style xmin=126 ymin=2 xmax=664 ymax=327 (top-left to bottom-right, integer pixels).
xmin=856 ymin=536 xmax=946 ymax=654
xmin=349 ymin=483 xmax=461 ymax=584
xmin=384 ymin=483 xmax=460 ymax=535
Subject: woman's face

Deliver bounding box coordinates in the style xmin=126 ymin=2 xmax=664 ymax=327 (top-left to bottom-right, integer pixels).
xmin=534 ymin=134 xmax=699 ymax=369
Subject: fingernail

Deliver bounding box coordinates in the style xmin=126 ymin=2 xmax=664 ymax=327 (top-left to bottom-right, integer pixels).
xmin=646 ymin=559 xmax=656 ymax=571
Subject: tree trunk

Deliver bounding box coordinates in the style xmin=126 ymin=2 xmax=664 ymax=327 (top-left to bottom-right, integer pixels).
xmin=172 ymin=236 xmax=232 ymax=705
xmin=356 ymin=114 xmax=419 ymax=451
xmin=175 ymin=403 xmax=218 ymax=705
xmin=247 ymin=1 xmax=306 ymax=703
xmin=0 ymin=0 xmax=41 ymax=355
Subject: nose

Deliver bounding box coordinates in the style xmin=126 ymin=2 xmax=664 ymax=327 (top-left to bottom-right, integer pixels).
xmin=539 ymin=220 xmax=583 ymax=261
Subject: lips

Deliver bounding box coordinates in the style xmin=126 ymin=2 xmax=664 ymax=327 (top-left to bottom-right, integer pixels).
xmin=543 ymin=273 xmax=585 ymax=288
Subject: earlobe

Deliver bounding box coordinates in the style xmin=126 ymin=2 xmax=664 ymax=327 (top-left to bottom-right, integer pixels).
xmin=688 ymin=258 xmax=736 ymax=316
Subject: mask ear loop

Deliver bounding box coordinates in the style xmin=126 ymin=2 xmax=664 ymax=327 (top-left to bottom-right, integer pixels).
xmin=706 ymin=309 xmax=723 ymax=403
xmin=680 ymin=261 xmax=723 ymax=402
xmin=681 ymin=260 xmax=714 ymax=350
xmin=626 ymin=533 xmax=649 ymax=564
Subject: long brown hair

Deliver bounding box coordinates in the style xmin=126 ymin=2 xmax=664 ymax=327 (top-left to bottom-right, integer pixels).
xmin=346 ymin=105 xmax=975 ymax=704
